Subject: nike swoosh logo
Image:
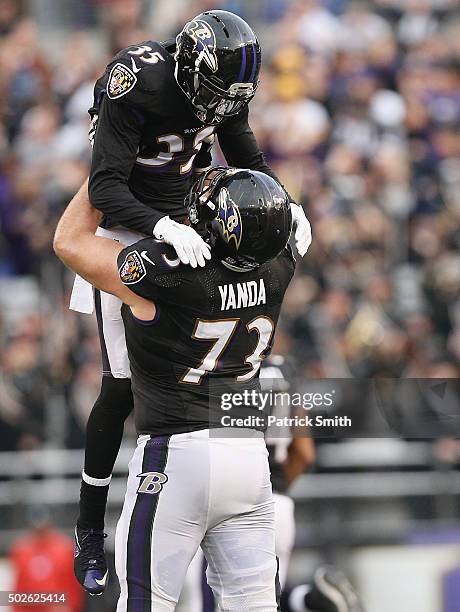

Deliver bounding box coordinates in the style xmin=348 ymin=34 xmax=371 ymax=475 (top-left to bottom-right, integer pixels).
xmin=141 ymin=251 xmax=155 ymax=266
xmin=131 ymin=57 xmax=141 ymax=73
xmin=95 ymin=571 xmax=108 ymax=587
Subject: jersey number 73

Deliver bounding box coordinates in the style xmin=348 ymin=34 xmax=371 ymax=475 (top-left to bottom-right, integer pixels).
xmin=180 ymin=316 xmax=274 ymax=384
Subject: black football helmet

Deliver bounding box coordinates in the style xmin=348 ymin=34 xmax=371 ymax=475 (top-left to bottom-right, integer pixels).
xmin=187 ymin=167 xmax=292 ymax=271
xmin=175 ymin=10 xmax=261 ymax=124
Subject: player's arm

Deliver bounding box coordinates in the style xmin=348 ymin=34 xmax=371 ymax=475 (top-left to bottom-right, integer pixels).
xmin=217 ymin=107 xmax=312 ymax=257
xmin=53 ymin=181 xmax=155 ymax=321
xmin=89 ymin=84 xmax=210 ymax=268
xmin=89 ymin=94 xmax=163 ymax=235
xmin=283 ymin=437 xmax=316 ymax=487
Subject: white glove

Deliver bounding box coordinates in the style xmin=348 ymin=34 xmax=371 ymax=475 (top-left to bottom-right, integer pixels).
xmin=153 ymin=216 xmax=211 ymax=268
xmin=290 ymin=202 xmax=312 ymax=257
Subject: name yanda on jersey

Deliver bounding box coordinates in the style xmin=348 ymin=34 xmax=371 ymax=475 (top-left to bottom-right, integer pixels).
xmin=218 ymin=278 xmax=266 ymax=311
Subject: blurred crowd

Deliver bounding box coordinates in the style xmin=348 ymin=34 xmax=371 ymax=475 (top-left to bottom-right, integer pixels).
xmin=0 ymin=0 xmax=459 ymax=451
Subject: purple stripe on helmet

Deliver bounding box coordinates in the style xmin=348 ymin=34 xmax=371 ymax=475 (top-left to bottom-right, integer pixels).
xmin=238 ymin=43 xmax=247 ymax=83
xmin=249 ymin=41 xmax=257 ymax=84
xmin=234 ymin=20 xmax=247 ymax=83
xmin=127 ymin=436 xmax=169 ymax=611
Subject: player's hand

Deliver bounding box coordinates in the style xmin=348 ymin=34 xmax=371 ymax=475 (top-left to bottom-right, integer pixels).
xmin=153 ymin=216 xmax=211 ymax=268
xmin=290 ymin=202 xmax=312 ymax=257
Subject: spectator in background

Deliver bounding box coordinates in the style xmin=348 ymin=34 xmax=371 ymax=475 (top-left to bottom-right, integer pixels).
xmin=9 ymin=505 xmax=84 ymax=612
xmin=0 ymin=0 xmax=22 ymax=36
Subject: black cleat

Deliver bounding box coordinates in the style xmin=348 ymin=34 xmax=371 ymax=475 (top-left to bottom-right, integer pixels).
xmin=74 ymin=526 xmax=108 ymax=596
xmin=306 ymin=565 xmax=366 ymax=612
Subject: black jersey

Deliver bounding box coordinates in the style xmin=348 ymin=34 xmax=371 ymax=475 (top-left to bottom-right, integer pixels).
xmin=89 ymin=40 xmax=282 ymax=235
xmin=117 ymin=239 xmax=295 ymax=436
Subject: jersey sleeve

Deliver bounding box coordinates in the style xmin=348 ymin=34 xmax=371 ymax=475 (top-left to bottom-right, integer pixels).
xmin=88 ymin=56 xmax=165 ymax=235
xmin=117 ymin=238 xmax=180 ymax=301
xmin=216 ymin=107 xmax=294 ymax=201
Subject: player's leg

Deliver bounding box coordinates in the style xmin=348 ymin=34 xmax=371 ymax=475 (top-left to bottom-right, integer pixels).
xmin=78 ymin=289 xmax=133 ymax=530
xmin=75 ymin=288 xmax=134 ymax=594
xmin=115 ymin=433 xmax=209 ymax=611
xmin=201 ymin=434 xmax=279 ymax=612
xmin=187 ymin=490 xmax=296 ymax=611
xmin=202 ymin=510 xmax=279 ymax=612
xmin=72 ymin=227 xmax=144 ymax=594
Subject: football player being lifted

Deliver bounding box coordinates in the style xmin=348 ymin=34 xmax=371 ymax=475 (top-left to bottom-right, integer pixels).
xmin=68 ymin=9 xmax=312 ymax=594
xmin=56 ymin=167 xmax=297 ymax=611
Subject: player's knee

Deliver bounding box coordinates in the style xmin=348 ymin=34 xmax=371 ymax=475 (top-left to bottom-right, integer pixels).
xmin=91 ymin=377 xmax=133 ymax=422
xmin=211 ymin=560 xmax=278 ymax=611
